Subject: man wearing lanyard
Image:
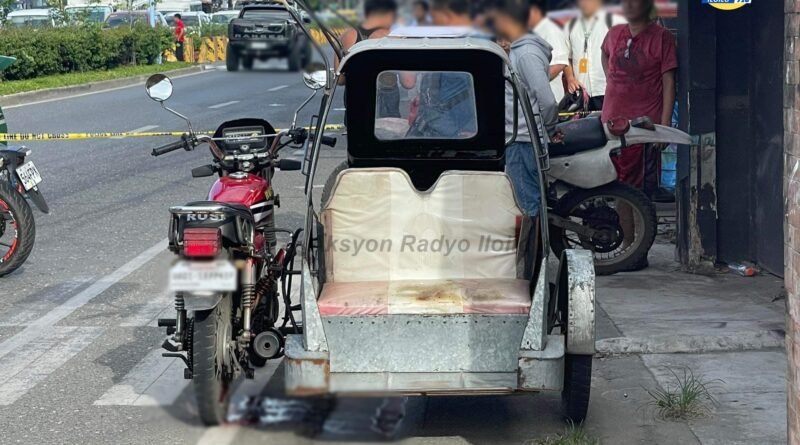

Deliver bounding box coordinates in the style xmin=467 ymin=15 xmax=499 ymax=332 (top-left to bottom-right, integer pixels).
xmin=563 ymin=0 xmax=626 ymax=111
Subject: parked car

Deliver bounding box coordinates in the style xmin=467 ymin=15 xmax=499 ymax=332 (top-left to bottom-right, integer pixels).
xmin=211 ymin=9 xmax=238 ymax=24
xmin=226 ymin=3 xmax=311 ymax=71
xmin=164 ymin=11 xmax=210 ymax=29
xmin=65 ymin=4 xmax=113 ymax=24
xmin=5 ymin=9 xmax=56 ymax=28
xmin=104 ymin=11 xmax=168 ymax=28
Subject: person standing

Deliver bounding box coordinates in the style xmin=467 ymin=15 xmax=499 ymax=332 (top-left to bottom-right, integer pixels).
xmin=490 ymin=0 xmax=557 ymax=216
xmin=528 ymin=0 xmax=569 ymax=103
xmin=601 ymin=0 xmax=676 ymax=269
xmin=174 ymin=13 xmax=186 ymax=62
xmin=563 ymin=0 xmax=626 ymax=110
xmin=410 ymin=0 xmax=431 ymax=26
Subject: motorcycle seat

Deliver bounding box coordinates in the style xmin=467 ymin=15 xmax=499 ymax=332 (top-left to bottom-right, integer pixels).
xmin=549 ymin=116 xmax=608 ymax=158
xmin=184 ymin=200 xmax=254 ymax=222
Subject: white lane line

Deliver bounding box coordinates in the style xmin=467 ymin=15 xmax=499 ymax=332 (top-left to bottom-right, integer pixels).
xmin=267 ymin=84 xmax=288 ymax=92
xmin=6 ymin=70 xmax=209 ymax=109
xmin=0 ymin=239 xmax=168 ymax=360
xmin=293 ymin=184 xmax=323 ymax=189
xmin=94 ymin=348 xmax=188 ymax=406
xmin=120 ymin=291 xmax=173 ymax=327
xmin=0 ymin=276 xmax=94 ymax=327
xmin=0 ymin=327 xmax=103 ymax=405
xmin=209 ymin=100 xmax=239 ymax=109
xmin=333 ymin=107 xmax=346 ymax=111
xmin=196 ymin=426 xmax=240 ymax=445
xmin=112 ymin=125 xmax=158 ymax=139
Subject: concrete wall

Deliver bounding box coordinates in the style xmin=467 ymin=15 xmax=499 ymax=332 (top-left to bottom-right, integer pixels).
xmin=785 ymin=1 xmax=800 ymax=442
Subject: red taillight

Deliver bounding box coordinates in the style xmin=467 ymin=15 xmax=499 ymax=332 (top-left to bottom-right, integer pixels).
xmin=183 ymin=228 xmax=221 ymax=258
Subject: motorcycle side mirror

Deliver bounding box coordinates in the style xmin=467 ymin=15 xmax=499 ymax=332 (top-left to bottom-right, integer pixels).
xmin=145 ymin=74 xmax=174 ymax=102
xmin=302 ymin=63 xmax=327 ymax=90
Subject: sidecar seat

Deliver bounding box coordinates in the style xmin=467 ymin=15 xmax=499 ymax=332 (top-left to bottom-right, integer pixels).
xmin=317 ymin=168 xmax=533 ymax=316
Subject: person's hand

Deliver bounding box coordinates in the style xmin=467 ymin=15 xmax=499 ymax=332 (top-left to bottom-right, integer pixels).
xmin=566 ymin=77 xmax=583 ymax=94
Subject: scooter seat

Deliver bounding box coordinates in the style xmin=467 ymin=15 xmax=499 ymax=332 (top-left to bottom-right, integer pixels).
xmin=549 ymin=116 xmax=608 ymax=157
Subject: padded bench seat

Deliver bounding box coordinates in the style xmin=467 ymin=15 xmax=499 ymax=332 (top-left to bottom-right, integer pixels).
xmin=318 ymin=278 xmax=531 ymax=316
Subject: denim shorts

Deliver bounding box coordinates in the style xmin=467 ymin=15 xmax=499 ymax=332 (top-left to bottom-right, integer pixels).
xmin=505 ymin=142 xmax=542 ymax=216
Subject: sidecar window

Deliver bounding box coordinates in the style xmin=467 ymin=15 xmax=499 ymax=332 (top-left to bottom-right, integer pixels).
xmin=375 ymin=71 xmax=478 ymax=141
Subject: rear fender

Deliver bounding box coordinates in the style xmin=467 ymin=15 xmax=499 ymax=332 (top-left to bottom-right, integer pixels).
xmin=547 ymin=145 xmax=617 ymax=189
xmin=183 ymin=292 xmax=224 ymax=312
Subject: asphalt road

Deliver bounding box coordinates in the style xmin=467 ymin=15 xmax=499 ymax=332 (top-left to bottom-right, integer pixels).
xmin=0 ymin=62 xmax=653 ymax=445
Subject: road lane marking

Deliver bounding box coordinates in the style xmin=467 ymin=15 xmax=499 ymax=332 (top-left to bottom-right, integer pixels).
xmin=94 ymin=348 xmax=188 ymax=406
xmin=0 ymin=327 xmax=103 ymax=405
xmin=120 ymin=291 xmax=173 ymax=327
xmin=0 ymin=277 xmax=94 ymax=326
xmin=333 ymin=107 xmax=346 ymax=111
xmin=6 ymin=70 xmax=209 ymax=109
xmin=294 ymin=185 xmax=323 ymax=189
xmin=267 ymin=84 xmax=288 ymax=91
xmin=209 ymin=100 xmax=239 ymax=109
xmin=112 ymin=125 xmax=158 ymax=139
xmin=0 ymin=239 xmax=168 ymax=360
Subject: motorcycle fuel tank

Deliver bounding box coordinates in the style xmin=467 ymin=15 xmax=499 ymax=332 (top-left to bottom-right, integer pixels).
xmin=208 ymin=173 xmax=272 ymax=207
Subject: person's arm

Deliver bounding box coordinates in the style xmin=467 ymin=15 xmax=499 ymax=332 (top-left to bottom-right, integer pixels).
xmin=548 ymin=64 xmax=567 ymax=81
xmin=518 ymin=53 xmax=558 ymax=134
xmin=335 ymin=28 xmax=357 ymax=85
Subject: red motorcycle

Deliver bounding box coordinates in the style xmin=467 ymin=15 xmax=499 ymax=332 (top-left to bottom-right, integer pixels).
xmin=143 ymin=73 xmax=335 ymax=425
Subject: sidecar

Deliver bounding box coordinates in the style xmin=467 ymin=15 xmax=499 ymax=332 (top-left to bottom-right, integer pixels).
xmin=288 ymin=32 xmax=596 ymax=422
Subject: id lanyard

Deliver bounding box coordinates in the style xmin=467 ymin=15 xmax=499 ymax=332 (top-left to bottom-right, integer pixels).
xmin=578 ymin=16 xmax=598 ymax=75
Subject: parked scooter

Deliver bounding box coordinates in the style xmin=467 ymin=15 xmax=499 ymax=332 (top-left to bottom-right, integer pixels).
xmin=144 ymin=72 xmax=335 ymax=425
xmin=546 ymin=116 xmax=691 ymax=275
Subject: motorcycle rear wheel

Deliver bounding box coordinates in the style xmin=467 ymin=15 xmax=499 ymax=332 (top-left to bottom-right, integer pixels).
xmin=0 ymin=180 xmax=35 ymax=277
xmin=549 ymin=182 xmax=656 ymax=275
xmin=192 ymin=293 xmax=235 ymax=425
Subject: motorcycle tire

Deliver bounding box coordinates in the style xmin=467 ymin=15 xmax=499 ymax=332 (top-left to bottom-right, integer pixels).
xmin=192 ymin=293 xmax=235 ymax=426
xmin=226 ymin=45 xmax=239 ymax=72
xmin=549 ymin=182 xmax=656 ymax=276
xmin=0 ymin=181 xmax=35 ymax=277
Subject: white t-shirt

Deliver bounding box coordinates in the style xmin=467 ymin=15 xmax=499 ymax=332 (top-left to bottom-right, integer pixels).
xmin=565 ymin=9 xmax=627 ymax=98
xmin=534 ymin=17 xmax=570 ymax=103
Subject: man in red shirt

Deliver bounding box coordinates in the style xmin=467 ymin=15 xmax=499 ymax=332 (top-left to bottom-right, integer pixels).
xmin=174 ymin=13 xmax=186 ymax=62
xmin=600 ymin=0 xmax=677 ymax=269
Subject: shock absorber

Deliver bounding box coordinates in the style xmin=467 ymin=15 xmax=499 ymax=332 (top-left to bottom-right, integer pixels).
xmin=241 ymin=259 xmax=256 ymax=344
xmin=174 ymin=292 xmax=186 ymax=342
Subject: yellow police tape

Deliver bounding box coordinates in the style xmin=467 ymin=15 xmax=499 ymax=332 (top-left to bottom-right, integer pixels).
xmin=0 ymin=124 xmax=346 ymax=142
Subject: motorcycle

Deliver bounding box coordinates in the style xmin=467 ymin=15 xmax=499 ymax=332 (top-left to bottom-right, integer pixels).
xmin=0 ymin=146 xmax=49 ymax=277
xmin=143 ymin=71 xmax=335 ymax=425
xmin=546 ymin=115 xmax=691 ymax=275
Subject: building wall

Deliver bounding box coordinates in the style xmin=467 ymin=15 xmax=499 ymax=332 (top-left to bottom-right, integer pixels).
xmin=785 ymin=1 xmax=800 ymax=442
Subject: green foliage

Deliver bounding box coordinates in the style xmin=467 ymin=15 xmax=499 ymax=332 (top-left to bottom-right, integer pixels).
xmin=0 ymin=24 xmax=173 ymax=81
xmin=529 ymin=422 xmax=600 ymax=445
xmin=646 ymin=367 xmax=722 ymax=420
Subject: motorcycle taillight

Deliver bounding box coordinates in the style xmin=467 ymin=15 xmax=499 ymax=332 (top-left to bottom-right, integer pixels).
xmin=183 ymin=228 xmax=221 ymax=258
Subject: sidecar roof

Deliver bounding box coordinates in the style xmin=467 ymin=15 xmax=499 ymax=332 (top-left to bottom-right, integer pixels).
xmin=337 ymin=35 xmax=510 ymax=189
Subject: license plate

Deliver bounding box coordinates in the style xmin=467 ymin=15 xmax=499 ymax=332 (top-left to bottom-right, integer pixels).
xmin=250 ymin=41 xmax=268 ymax=49
xmin=15 ymin=161 xmax=42 ymax=191
xmin=169 ymin=260 xmax=237 ymax=292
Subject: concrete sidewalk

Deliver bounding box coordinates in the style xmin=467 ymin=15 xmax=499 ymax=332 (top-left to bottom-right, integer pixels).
xmin=589 ymin=240 xmax=787 ymax=445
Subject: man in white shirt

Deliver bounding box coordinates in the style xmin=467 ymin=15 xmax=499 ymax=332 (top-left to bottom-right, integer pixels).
xmin=528 ymin=0 xmax=569 ymax=102
xmin=563 ymin=0 xmax=626 ymax=110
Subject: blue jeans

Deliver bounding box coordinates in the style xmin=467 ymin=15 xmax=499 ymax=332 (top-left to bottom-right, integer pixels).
xmin=506 ymin=142 xmax=541 ymax=216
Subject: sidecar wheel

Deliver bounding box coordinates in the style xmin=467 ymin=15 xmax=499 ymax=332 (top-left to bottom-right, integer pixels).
xmin=561 ymin=354 xmax=592 ymax=423
xmin=192 ymin=293 xmax=235 ymax=425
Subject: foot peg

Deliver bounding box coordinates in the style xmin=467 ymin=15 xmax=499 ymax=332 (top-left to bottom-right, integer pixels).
xmin=158 ymin=318 xmax=177 ymax=335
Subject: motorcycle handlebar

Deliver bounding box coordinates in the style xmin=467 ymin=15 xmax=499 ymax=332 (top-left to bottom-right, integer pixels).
xmin=320 ymin=135 xmax=337 ymax=148
xmin=151 ymin=138 xmax=188 ymax=157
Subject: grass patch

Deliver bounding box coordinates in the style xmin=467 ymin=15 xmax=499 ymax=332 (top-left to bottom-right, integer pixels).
xmin=529 ymin=422 xmax=599 ymax=445
xmin=0 ymin=62 xmax=192 ymax=96
xmin=646 ymin=368 xmax=722 ymax=420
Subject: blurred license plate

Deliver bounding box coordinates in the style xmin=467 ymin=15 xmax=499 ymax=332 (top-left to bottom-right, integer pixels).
xmin=250 ymin=41 xmax=268 ymax=49
xmin=169 ymin=260 xmax=237 ymax=292
xmin=15 ymin=161 xmax=42 ymax=191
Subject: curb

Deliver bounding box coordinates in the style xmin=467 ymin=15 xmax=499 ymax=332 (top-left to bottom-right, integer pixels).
xmin=595 ymin=330 xmax=785 ymax=355
xmin=0 ymin=65 xmax=211 ymax=108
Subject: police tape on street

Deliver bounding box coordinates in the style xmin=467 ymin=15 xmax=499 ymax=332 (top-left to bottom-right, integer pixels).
xmin=0 ymin=124 xmax=346 ymax=142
